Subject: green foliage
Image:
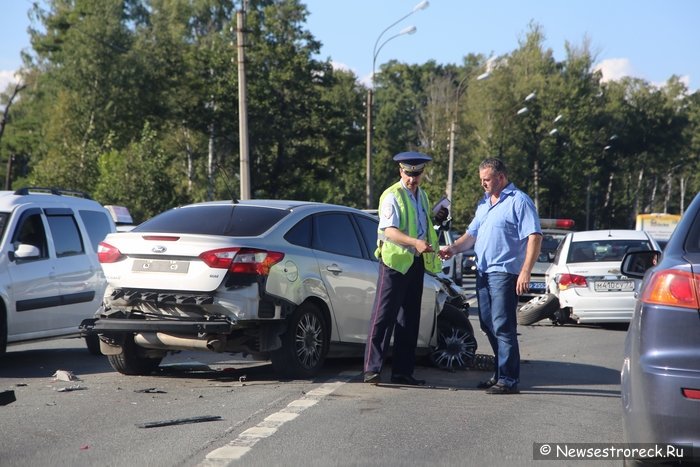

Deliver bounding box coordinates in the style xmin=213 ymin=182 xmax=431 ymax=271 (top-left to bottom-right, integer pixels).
xmin=94 ymin=124 xmax=179 ymax=223
xmin=0 ymin=3 xmax=697 ymax=232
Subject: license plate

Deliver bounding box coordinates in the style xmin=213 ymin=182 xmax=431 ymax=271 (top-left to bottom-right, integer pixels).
xmin=529 ymin=281 xmax=546 ymax=291
xmin=594 ymin=280 xmax=634 ymax=292
xmin=132 ymin=259 xmax=189 ymax=274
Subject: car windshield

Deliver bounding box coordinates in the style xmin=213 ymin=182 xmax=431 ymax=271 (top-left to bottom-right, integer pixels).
xmin=567 ymin=239 xmax=653 ymax=263
xmin=134 ymin=205 xmax=290 ymax=236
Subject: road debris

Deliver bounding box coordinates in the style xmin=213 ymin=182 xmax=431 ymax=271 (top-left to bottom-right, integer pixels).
xmin=136 ymin=415 xmax=222 ymax=429
xmin=1 ymin=390 xmax=16 ymax=406
xmin=56 ymin=385 xmax=87 ymax=392
xmin=53 ymin=370 xmax=80 ymax=382
xmin=134 ymin=388 xmax=167 ymax=394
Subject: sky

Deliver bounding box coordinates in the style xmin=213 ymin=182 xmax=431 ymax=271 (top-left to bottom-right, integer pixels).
xmin=1 ymin=0 xmax=699 ymax=94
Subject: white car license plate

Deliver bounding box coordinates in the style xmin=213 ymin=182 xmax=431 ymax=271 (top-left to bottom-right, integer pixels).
xmin=529 ymin=281 xmax=546 ymax=291
xmin=594 ymin=280 xmax=634 ymax=292
xmin=132 ymin=259 xmax=189 ymax=274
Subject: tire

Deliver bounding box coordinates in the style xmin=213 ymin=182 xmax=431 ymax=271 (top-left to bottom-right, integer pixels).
xmin=430 ymin=304 xmax=477 ymax=370
xmin=470 ymin=353 xmax=496 ymax=372
xmin=517 ymin=294 xmax=559 ymax=326
xmin=271 ymin=303 xmax=329 ymax=378
xmin=85 ymin=334 xmax=102 ymax=356
xmin=107 ymin=334 xmax=162 ymax=375
xmin=0 ymin=307 xmax=6 ymax=357
xmin=451 ymin=257 xmax=463 ymax=287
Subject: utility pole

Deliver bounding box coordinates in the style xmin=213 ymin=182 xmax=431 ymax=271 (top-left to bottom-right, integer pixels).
xmin=237 ymin=1 xmax=251 ymax=200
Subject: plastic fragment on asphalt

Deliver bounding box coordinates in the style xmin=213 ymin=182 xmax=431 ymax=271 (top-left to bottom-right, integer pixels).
xmin=56 ymin=385 xmax=86 ymax=392
xmin=134 ymin=388 xmax=167 ymax=394
xmin=0 ymin=390 xmax=16 ymax=405
xmin=136 ymin=415 xmax=222 ymax=428
xmin=53 ymin=370 xmax=80 ymax=382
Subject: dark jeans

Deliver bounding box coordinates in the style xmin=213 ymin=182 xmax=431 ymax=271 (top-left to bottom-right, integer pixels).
xmin=476 ymin=271 xmax=520 ymax=387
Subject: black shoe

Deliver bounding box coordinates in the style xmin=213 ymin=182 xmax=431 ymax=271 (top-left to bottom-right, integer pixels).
xmin=476 ymin=378 xmax=498 ymax=389
xmin=390 ymin=374 xmax=426 ymax=386
xmin=363 ymin=371 xmax=380 ymax=384
xmin=485 ymin=383 xmax=519 ymax=394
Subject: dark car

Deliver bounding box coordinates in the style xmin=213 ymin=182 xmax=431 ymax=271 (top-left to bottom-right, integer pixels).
xmin=620 ymin=196 xmax=700 ymax=461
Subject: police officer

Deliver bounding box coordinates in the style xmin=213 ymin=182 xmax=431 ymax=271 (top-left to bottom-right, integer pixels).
xmin=363 ymin=151 xmax=443 ymax=385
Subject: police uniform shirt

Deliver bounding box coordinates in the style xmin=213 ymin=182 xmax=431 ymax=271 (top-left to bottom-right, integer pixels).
xmin=378 ymin=181 xmax=428 ymax=240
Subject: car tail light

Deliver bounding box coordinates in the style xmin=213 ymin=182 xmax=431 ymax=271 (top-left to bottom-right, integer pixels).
xmin=682 ymin=388 xmax=700 ymax=400
xmin=199 ymin=247 xmax=284 ymax=275
xmin=98 ymin=242 xmax=124 ymax=263
xmin=640 ymin=269 xmax=700 ymax=309
xmin=557 ymin=273 xmax=587 ymax=290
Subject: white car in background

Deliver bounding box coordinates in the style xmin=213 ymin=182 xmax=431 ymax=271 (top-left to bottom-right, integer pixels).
xmin=545 ymin=229 xmax=659 ymax=324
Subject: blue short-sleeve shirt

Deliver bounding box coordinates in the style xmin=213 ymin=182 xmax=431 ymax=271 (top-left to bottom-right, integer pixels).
xmin=467 ymin=183 xmax=541 ymax=274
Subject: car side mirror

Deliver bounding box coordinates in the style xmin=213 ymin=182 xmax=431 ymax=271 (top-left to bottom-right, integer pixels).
xmin=621 ymin=250 xmax=661 ymax=279
xmin=11 ymin=243 xmax=41 ymax=262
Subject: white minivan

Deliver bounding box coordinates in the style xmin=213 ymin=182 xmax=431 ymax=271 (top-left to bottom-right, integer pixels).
xmin=0 ymin=188 xmax=116 ymax=356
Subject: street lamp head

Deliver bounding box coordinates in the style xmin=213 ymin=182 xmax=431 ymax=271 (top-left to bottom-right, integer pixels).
xmin=400 ymin=25 xmax=417 ymax=35
xmin=476 ymin=71 xmax=491 ymax=81
xmin=553 ymin=114 xmax=563 ymax=124
xmin=549 ymin=128 xmax=559 ymax=136
xmin=524 ymin=92 xmax=536 ymax=102
xmin=516 ymin=107 xmax=529 ymax=116
xmin=413 ymin=1 xmax=429 ymax=12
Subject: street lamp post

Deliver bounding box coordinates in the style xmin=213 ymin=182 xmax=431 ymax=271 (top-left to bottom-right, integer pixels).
xmin=446 ymin=72 xmax=490 ymax=202
xmin=365 ymin=1 xmax=429 ymax=209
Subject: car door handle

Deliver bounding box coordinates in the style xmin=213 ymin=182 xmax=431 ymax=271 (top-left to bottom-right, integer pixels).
xmin=326 ymin=264 xmax=343 ymax=274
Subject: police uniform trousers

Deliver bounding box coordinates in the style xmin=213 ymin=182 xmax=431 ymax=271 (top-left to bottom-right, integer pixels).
xmin=364 ymin=257 xmax=425 ymax=376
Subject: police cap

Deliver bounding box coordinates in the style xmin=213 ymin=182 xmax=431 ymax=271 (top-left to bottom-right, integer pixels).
xmin=393 ymin=151 xmax=432 ymax=173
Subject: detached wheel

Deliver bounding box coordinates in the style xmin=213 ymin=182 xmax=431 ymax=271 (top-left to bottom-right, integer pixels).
xmin=517 ymin=294 xmax=559 ymax=326
xmin=107 ymin=334 xmax=162 ymax=375
xmin=470 ymin=353 xmax=496 ymax=372
xmin=271 ymin=303 xmax=329 ymax=378
xmin=430 ymin=304 xmax=477 ymax=370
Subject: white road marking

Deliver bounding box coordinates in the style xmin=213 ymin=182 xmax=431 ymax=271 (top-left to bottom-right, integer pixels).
xmin=200 ymin=371 xmax=355 ymax=466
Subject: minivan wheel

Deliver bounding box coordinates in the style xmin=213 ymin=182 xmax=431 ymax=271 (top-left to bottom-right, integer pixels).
xmin=107 ymin=335 xmax=162 ymax=375
xmin=271 ymin=303 xmax=329 ymax=378
xmin=0 ymin=307 xmax=6 ymax=357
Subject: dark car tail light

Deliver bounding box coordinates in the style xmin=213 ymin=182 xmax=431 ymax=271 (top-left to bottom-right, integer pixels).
xmin=199 ymin=247 xmax=284 ymax=276
xmin=98 ymin=242 xmax=124 ymax=263
xmin=557 ymin=273 xmax=588 ymax=290
xmin=682 ymin=388 xmax=700 ymax=400
xmin=640 ymin=269 xmax=700 ymax=309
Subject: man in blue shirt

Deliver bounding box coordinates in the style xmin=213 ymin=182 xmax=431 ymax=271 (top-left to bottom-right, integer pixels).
xmin=440 ymin=158 xmax=541 ymax=394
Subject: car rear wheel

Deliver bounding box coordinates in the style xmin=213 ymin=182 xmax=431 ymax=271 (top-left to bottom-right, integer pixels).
xmin=0 ymin=307 xmax=6 ymax=357
xmin=517 ymin=294 xmax=559 ymax=325
xmin=271 ymin=303 xmax=329 ymax=378
xmin=430 ymin=304 xmax=477 ymax=370
xmin=85 ymin=334 xmax=102 ymax=355
xmin=107 ymin=334 xmax=163 ymax=375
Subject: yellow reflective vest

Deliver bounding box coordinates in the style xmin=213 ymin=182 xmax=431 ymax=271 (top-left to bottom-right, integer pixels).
xmin=375 ymin=182 xmax=442 ymax=275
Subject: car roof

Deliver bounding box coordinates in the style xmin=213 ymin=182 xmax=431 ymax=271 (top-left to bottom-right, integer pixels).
xmin=570 ymin=229 xmax=651 ymax=241
xmin=175 ymin=199 xmax=374 ymax=218
xmin=0 ymin=189 xmax=106 ymax=210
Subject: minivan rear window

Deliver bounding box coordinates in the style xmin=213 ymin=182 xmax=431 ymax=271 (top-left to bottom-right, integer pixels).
xmin=134 ymin=205 xmax=289 ymax=236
